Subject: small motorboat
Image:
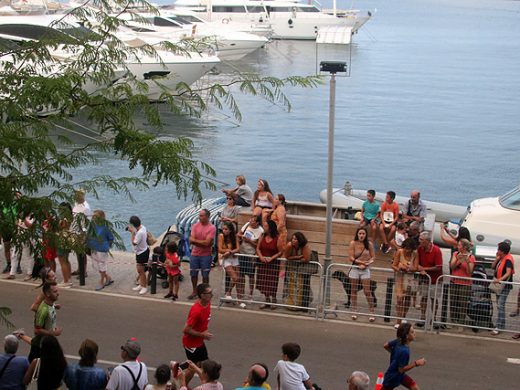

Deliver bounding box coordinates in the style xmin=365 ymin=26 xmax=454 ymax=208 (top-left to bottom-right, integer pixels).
xmin=320 ymin=182 xmax=520 ymax=257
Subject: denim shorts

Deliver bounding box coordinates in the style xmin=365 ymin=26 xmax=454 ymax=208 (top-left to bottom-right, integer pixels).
xmin=190 ymin=255 xmax=212 ymax=278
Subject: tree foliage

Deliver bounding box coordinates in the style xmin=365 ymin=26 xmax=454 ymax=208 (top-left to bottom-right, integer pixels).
xmin=0 ymin=0 xmax=321 ymax=258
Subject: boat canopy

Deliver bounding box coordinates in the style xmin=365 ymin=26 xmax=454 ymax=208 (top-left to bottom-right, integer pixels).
xmin=499 ymin=186 xmax=520 ymax=211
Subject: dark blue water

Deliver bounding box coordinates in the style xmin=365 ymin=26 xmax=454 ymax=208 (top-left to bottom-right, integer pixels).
xmin=71 ymin=0 xmax=520 ymax=243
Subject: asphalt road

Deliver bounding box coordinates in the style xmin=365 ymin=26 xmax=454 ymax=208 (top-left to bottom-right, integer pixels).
xmin=1 ymin=282 xmax=517 ymax=389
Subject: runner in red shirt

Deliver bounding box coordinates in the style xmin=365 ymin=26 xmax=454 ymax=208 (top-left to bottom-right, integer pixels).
xmin=182 ymin=283 xmax=213 ymax=386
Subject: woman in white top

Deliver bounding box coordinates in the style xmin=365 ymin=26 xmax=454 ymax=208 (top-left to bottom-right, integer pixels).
xmin=128 ymin=216 xmax=149 ymax=295
xmin=251 ymin=179 xmax=275 ymax=223
xmin=348 ymin=227 xmax=376 ymax=322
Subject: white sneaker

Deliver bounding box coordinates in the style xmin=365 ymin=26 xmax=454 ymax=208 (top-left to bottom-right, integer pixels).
xmin=58 ymin=282 xmax=72 ymax=289
xmin=490 ymin=328 xmax=500 ymax=336
xmin=239 ymin=302 xmax=247 ymax=309
xmin=132 ymin=285 xmax=142 ymax=291
xmin=139 ymin=287 xmax=148 ymax=295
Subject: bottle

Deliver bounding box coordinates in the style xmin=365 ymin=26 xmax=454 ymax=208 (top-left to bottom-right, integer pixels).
xmin=374 ymin=372 xmax=384 ymax=390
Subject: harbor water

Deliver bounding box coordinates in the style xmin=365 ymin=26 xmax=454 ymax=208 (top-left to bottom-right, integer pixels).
xmin=65 ymin=0 xmax=520 ymax=243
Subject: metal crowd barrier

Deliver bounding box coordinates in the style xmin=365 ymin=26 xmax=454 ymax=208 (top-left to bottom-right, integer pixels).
xmin=432 ymin=275 xmax=520 ymax=334
xmin=323 ymin=264 xmax=432 ymax=327
xmin=216 ymin=253 xmax=323 ymax=318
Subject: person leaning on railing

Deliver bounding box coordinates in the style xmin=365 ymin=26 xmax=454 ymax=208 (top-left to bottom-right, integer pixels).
xmin=284 ymin=232 xmax=312 ymax=310
xmin=449 ymin=239 xmax=475 ymax=332
xmin=490 ymin=241 xmax=515 ymax=336
xmin=391 ymin=238 xmax=419 ymax=329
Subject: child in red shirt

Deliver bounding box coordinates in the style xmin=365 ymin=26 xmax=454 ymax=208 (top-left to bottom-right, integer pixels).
xmin=164 ymin=242 xmax=181 ymax=300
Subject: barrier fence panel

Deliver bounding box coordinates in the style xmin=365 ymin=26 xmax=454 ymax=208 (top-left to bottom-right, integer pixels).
xmin=217 ymin=253 xmax=323 ymax=317
xmin=433 ymin=275 xmax=520 ymax=335
xmin=324 ymin=264 xmax=433 ymax=329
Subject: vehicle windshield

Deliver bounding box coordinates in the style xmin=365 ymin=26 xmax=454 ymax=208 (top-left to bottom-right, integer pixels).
xmin=499 ymin=186 xmax=520 ymax=211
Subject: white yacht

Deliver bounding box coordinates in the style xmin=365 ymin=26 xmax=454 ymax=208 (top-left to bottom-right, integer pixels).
xmin=118 ymin=11 xmax=269 ymax=61
xmin=0 ymin=15 xmax=220 ymax=101
xmin=174 ymin=0 xmax=372 ymax=40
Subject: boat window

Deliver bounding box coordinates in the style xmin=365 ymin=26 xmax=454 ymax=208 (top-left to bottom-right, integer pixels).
xmin=212 ymin=6 xmax=246 ymax=13
xmin=246 ymin=6 xmax=265 ymax=13
xmin=126 ymin=26 xmax=157 ymax=33
xmin=0 ymin=24 xmax=72 ymax=42
xmin=269 ymin=7 xmax=293 ymax=12
xmin=0 ymin=37 xmax=21 ymax=51
xmin=174 ymin=15 xmax=205 ymax=23
xmin=159 ymin=16 xmax=188 ymax=26
xmin=499 ymin=187 xmax=520 ymax=211
xmin=298 ymin=6 xmax=320 ymax=12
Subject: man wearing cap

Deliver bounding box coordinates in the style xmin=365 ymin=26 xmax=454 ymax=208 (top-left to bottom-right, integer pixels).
xmin=106 ymin=339 xmax=147 ymax=390
xmin=182 ymin=283 xmax=213 ymax=386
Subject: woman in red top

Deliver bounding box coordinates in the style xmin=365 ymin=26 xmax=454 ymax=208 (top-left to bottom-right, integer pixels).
xmin=164 ymin=241 xmax=181 ymax=300
xmin=449 ymin=238 xmax=475 ymax=331
xmin=256 ymin=220 xmax=282 ymax=309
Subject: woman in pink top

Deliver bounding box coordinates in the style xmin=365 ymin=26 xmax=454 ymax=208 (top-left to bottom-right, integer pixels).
xmin=449 ymin=238 xmax=475 ymax=330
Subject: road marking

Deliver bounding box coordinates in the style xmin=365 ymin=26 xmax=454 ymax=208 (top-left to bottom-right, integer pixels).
xmin=507 ymin=358 xmax=520 ymax=364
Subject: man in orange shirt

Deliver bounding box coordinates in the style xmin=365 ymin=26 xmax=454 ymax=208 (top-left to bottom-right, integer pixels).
xmin=378 ymin=191 xmax=400 ymax=254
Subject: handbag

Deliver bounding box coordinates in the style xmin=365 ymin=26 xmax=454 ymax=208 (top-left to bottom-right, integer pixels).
xmin=488 ymin=281 xmax=504 ymax=295
xmin=298 ymin=250 xmax=319 ymax=275
xmin=27 ymin=358 xmax=40 ymax=390
xmin=146 ymin=231 xmax=157 ymax=246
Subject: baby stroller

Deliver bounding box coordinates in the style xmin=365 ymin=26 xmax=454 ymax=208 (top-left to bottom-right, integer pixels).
xmin=467 ymin=263 xmax=494 ymax=330
xmin=152 ymin=226 xmax=185 ymax=289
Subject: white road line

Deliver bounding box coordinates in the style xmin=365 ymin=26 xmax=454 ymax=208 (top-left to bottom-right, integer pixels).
xmin=507 ymin=358 xmax=520 ymax=364
xmin=65 ymin=354 xmax=157 ymax=371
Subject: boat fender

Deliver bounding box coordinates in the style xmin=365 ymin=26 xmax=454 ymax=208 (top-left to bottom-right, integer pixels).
xmin=222 ymin=18 xmax=230 ymax=24
xmin=288 ymin=18 xmax=293 ymax=25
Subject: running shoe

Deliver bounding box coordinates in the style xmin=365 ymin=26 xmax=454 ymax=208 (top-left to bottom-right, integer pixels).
xmin=132 ymin=285 xmax=142 ymax=291
xmin=139 ymin=287 xmax=148 ymax=295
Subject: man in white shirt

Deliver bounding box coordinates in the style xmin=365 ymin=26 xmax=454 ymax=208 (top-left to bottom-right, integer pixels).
xmin=106 ymin=339 xmax=147 ymax=390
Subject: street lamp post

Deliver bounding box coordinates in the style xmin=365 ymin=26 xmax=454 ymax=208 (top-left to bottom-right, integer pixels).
xmin=320 ymin=61 xmax=347 ymax=306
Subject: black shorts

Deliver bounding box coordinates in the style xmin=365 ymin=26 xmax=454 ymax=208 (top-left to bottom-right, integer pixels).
xmin=238 ymin=255 xmax=255 ymax=277
xmin=184 ymin=344 xmax=208 ymax=364
xmin=136 ymin=248 xmax=150 ymax=265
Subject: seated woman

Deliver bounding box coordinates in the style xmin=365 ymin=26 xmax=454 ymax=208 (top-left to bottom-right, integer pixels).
xmin=348 ymin=227 xmax=376 ymax=322
xmin=256 ymin=220 xmax=283 ymax=310
xmin=449 ymin=238 xmax=475 ymax=331
xmin=251 ymin=179 xmax=275 ymax=223
xmin=391 ymin=238 xmax=418 ymax=329
xmin=219 ymin=194 xmax=241 ymax=232
xmin=222 ymin=175 xmax=253 ymax=207
xmin=284 ymin=232 xmax=313 ymax=310
xmin=218 ymin=221 xmax=241 ymax=301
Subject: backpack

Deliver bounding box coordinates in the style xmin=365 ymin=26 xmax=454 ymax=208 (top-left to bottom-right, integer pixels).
xmin=122 ymin=363 xmax=143 ymax=390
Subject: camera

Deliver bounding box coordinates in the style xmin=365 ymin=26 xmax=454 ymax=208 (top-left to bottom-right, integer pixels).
xmin=125 ymin=226 xmax=129 ymax=231
xmin=179 ymin=361 xmax=189 ymax=370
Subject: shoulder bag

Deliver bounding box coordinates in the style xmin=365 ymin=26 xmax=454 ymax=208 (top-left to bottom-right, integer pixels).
xmin=298 ymin=250 xmax=319 ymax=275
xmin=26 ymin=358 xmax=41 ymax=390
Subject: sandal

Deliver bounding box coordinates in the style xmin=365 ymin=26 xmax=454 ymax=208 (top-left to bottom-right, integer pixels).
xmin=95 ymin=285 xmax=104 ymax=291
xmin=509 ymin=312 xmax=519 ymax=318
xmin=369 ymin=317 xmax=376 ymax=323
xmin=351 ymin=315 xmax=358 ymax=320
xmin=104 ymin=279 xmax=114 ymax=287
xmin=512 ymin=334 xmax=520 ymax=340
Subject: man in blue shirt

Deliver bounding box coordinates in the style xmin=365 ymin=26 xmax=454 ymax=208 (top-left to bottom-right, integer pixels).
xmin=0 ymin=334 xmax=29 ymax=390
